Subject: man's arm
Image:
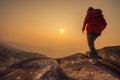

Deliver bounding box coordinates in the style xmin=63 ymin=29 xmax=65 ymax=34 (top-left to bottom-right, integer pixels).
xmin=82 ymin=13 xmax=89 ymax=33
xmin=82 ymin=23 xmax=86 ymax=33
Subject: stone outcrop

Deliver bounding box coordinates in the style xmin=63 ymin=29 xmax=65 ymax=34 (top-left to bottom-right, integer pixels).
xmin=59 ymin=53 xmax=120 ymax=80
xmin=0 ymin=43 xmax=47 ymax=68
xmin=0 ymin=58 xmax=73 ymax=80
xmin=0 ymin=43 xmax=120 ymax=80
xmin=98 ymin=46 xmax=120 ymax=68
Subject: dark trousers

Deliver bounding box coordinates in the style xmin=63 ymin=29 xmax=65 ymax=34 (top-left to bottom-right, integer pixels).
xmin=87 ymin=32 xmax=99 ymax=58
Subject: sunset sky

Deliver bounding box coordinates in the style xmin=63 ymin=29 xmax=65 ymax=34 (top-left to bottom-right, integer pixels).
xmin=0 ymin=0 xmax=120 ymax=58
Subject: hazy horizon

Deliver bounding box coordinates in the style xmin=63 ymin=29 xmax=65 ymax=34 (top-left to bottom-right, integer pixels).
xmin=0 ymin=0 xmax=120 ymax=58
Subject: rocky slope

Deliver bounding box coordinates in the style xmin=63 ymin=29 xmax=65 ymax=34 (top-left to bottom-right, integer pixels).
xmin=0 ymin=43 xmax=120 ymax=80
xmin=59 ymin=53 xmax=120 ymax=80
xmin=98 ymin=46 xmax=120 ymax=68
xmin=0 ymin=43 xmax=48 ymax=68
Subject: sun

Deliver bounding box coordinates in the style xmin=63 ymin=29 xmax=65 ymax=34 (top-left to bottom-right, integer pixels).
xmin=60 ymin=29 xmax=64 ymax=33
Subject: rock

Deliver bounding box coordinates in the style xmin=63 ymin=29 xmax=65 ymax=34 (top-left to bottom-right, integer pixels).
xmin=0 ymin=43 xmax=48 ymax=68
xmin=60 ymin=53 xmax=120 ymax=80
xmin=98 ymin=46 xmax=120 ymax=68
xmin=0 ymin=58 xmax=73 ymax=80
xmin=0 ymin=43 xmax=120 ymax=80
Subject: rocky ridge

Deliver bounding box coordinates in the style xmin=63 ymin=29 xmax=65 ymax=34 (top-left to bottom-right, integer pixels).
xmin=0 ymin=43 xmax=120 ymax=80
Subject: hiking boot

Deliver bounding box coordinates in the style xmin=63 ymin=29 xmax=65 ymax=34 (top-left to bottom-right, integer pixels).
xmin=89 ymin=58 xmax=98 ymax=65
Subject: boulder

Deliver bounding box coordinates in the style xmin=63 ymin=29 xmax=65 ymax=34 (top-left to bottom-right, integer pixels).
xmin=0 ymin=58 xmax=74 ymax=80
xmin=98 ymin=46 xmax=120 ymax=68
xmin=60 ymin=53 xmax=120 ymax=80
xmin=0 ymin=43 xmax=48 ymax=68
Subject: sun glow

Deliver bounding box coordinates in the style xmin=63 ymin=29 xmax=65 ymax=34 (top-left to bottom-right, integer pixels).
xmin=60 ymin=29 xmax=64 ymax=33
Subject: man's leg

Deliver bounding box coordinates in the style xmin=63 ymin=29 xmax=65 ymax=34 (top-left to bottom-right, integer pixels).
xmin=87 ymin=33 xmax=99 ymax=64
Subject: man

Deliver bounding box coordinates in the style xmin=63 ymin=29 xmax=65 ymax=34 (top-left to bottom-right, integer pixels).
xmin=82 ymin=7 xmax=107 ymax=64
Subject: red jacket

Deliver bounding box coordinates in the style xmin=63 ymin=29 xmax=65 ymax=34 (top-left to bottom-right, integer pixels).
xmin=83 ymin=9 xmax=107 ymax=35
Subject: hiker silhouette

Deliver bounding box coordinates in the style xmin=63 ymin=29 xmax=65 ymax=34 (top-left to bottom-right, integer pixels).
xmin=82 ymin=7 xmax=107 ymax=64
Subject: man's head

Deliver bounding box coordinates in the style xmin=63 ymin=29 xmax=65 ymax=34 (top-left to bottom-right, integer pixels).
xmin=87 ymin=7 xmax=94 ymax=12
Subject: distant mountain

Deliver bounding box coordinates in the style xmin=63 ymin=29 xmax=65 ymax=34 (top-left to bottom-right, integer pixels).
xmin=0 ymin=40 xmax=36 ymax=52
xmin=0 ymin=40 xmax=27 ymax=48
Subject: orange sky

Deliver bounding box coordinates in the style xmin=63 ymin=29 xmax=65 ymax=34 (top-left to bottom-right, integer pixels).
xmin=0 ymin=0 xmax=120 ymax=58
